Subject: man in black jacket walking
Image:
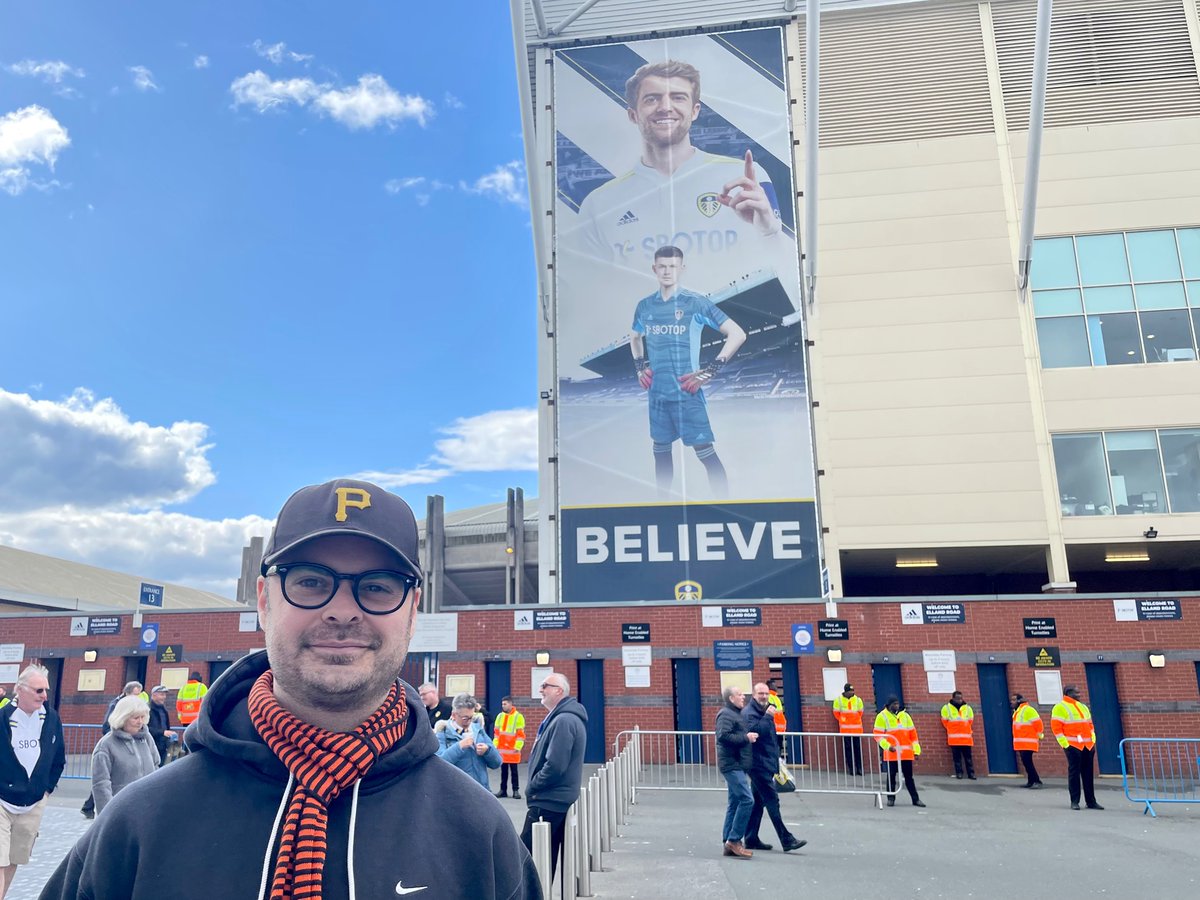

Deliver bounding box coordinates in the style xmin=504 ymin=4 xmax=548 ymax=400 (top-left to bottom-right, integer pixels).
xmin=147 ymin=685 xmax=174 ymax=767
xmin=715 ymin=686 xmax=756 ymax=859
xmin=522 ymin=672 xmax=588 ymax=882
xmin=742 ymin=682 xmax=807 ymax=853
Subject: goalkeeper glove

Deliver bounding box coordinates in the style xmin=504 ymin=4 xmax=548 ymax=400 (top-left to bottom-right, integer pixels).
xmin=678 ymin=357 xmax=727 ymax=394
xmin=634 ymin=357 xmax=653 ymax=390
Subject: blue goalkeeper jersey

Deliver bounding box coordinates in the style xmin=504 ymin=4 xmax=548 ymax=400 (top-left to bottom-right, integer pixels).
xmin=632 ymin=288 xmax=728 ymax=394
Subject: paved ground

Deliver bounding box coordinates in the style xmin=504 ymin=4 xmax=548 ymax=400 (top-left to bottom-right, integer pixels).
xmin=9 ymin=772 xmax=1198 ymax=899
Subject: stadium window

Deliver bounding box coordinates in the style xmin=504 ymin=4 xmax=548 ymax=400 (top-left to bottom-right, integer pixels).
xmin=1104 ymin=430 xmax=1167 ymax=515
xmin=1052 ymin=433 xmax=1112 ymax=516
xmin=1160 ymin=428 xmax=1200 ymax=514
xmin=1032 ymin=229 xmax=1200 ymax=368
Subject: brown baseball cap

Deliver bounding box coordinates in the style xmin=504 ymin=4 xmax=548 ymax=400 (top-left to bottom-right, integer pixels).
xmin=261 ymin=479 xmax=420 ymax=578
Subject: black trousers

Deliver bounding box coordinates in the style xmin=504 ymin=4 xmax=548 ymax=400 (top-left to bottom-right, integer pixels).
xmin=1065 ymin=746 xmax=1098 ymax=805
xmin=1019 ymin=749 xmax=1042 ymax=786
xmin=521 ymin=806 xmax=568 ymax=881
xmin=885 ymin=759 xmax=920 ymax=803
xmin=951 ymin=745 xmax=975 ymax=778
xmin=746 ymin=769 xmax=796 ymax=844
xmin=500 ymin=762 xmax=520 ymax=792
xmin=842 ymin=735 xmax=863 ymax=775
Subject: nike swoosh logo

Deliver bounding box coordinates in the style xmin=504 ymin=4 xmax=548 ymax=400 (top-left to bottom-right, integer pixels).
xmin=395 ymin=883 xmax=428 ymax=895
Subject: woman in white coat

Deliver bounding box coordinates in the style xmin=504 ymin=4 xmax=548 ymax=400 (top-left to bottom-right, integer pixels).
xmin=91 ymin=695 xmax=160 ymax=814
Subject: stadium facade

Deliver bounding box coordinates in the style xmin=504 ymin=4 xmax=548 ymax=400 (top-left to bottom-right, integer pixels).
xmin=3 ymin=0 xmax=1199 ymax=777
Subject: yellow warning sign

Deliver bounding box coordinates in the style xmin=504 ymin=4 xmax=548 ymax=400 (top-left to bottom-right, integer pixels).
xmin=1026 ymin=646 xmax=1061 ymax=668
xmin=156 ymin=645 xmax=182 ymax=664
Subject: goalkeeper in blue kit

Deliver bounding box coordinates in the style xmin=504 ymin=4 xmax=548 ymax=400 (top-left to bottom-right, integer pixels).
xmin=630 ymin=245 xmax=746 ymax=498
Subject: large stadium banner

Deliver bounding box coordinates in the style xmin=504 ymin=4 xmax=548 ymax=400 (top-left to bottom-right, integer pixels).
xmin=554 ymin=28 xmax=821 ymax=602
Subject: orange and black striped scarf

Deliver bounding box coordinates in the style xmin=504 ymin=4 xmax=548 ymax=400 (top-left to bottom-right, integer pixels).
xmin=248 ymin=670 xmax=408 ymax=900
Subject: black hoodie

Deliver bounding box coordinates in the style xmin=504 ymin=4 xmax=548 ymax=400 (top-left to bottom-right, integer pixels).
xmin=40 ymin=651 xmax=541 ymax=900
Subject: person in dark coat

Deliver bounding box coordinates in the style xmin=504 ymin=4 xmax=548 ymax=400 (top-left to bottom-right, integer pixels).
xmin=715 ymin=685 xmax=756 ymax=859
xmin=742 ymin=682 xmax=806 ymax=853
xmin=147 ymin=685 xmax=174 ymax=767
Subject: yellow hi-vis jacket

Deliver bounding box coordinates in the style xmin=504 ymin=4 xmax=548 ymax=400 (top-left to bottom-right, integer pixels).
xmin=176 ymin=679 xmax=208 ymax=725
xmin=874 ymin=708 xmax=921 ymax=761
xmin=940 ymin=702 xmax=975 ymax=747
xmin=833 ymin=694 xmax=864 ymax=734
xmin=1051 ymin=696 xmax=1096 ymax=750
xmin=494 ymin=708 xmax=526 ymax=764
xmin=767 ymin=691 xmax=786 ymax=733
xmin=1012 ymin=702 xmax=1044 ymax=752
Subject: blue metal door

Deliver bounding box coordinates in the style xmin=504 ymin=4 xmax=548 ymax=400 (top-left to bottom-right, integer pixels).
xmin=871 ymin=663 xmax=903 ymax=712
xmin=576 ymin=659 xmax=608 ymax=764
xmin=780 ymin=657 xmax=802 ymax=762
xmin=485 ymin=661 xmax=511 ymax=740
xmin=976 ymin=663 xmax=1017 ymax=774
xmin=1084 ymin=663 xmax=1125 ymax=774
xmin=671 ymin=658 xmax=704 ymax=764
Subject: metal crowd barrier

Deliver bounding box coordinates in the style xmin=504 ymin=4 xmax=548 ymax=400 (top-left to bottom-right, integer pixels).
xmin=61 ymin=724 xmax=188 ymax=779
xmin=613 ymin=728 xmax=897 ymax=808
xmin=1120 ymin=737 xmax=1200 ymax=817
xmin=530 ymin=732 xmax=642 ymax=898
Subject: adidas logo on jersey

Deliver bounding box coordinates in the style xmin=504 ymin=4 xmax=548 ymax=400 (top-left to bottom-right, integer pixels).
xmin=617 ymin=210 xmax=638 ymax=225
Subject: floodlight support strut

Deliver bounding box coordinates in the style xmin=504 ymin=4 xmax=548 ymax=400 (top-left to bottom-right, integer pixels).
xmin=1017 ymin=0 xmax=1053 ymax=292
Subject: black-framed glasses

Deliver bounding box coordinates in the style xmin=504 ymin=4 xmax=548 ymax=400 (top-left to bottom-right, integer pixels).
xmin=266 ymin=563 xmax=421 ymax=615
xmin=21 ymin=685 xmax=50 ymax=695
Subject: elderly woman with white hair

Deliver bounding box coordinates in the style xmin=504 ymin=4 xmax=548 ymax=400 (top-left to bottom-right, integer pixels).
xmin=90 ymin=695 xmax=160 ymax=814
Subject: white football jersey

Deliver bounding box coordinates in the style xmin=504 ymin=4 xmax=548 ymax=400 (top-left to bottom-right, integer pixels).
xmin=564 ymin=149 xmax=798 ymax=300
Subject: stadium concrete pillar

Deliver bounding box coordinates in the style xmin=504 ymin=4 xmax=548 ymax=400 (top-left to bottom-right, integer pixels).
xmin=425 ymin=494 xmax=445 ymax=613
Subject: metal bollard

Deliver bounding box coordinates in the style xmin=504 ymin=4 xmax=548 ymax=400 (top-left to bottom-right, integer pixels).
xmin=598 ymin=767 xmax=612 ymax=853
xmin=605 ymin=761 xmax=619 ymax=838
xmin=611 ymin=756 xmax=624 ymax=827
xmin=588 ymin=775 xmax=603 ymax=871
xmin=563 ymin=804 xmax=578 ymax=900
xmin=576 ymin=789 xmax=592 ymax=897
xmin=532 ymin=819 xmax=552 ymax=899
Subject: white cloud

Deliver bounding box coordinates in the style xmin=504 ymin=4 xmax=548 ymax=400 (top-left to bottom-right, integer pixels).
xmin=6 ymin=60 xmax=85 ymax=84
xmin=384 ymin=175 xmax=452 ymax=206
xmin=313 ymin=75 xmax=431 ymax=129
xmin=252 ymin=40 xmax=313 ymax=65
xmin=0 ymin=105 xmax=70 ymax=196
xmin=0 ymin=508 xmax=272 ymax=596
xmin=0 ymin=388 xmax=214 ymax=512
xmin=0 ymin=386 xmax=264 ymax=594
xmin=230 ymin=70 xmax=321 ymax=112
xmin=194 ymin=55 xmax=210 ymax=69
xmin=129 ymin=65 xmax=159 ymax=92
xmin=230 ymin=71 xmax=430 ymax=130
xmin=354 ymin=408 xmax=537 ymax=488
xmin=461 ymin=161 xmax=527 ymax=206
xmin=443 ymin=92 xmax=464 ymax=109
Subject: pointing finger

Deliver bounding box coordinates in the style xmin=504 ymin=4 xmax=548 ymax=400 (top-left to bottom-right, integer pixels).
xmin=744 ymin=149 xmax=754 ymax=182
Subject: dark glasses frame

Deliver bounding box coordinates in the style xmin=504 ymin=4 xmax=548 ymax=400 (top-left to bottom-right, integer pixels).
xmin=266 ymin=563 xmax=421 ymax=615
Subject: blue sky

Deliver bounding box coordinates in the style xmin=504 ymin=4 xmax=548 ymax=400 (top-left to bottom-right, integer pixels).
xmin=0 ymin=1 xmax=539 ymax=595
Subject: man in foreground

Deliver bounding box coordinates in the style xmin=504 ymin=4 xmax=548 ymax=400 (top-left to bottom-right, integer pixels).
xmin=1 ymin=665 xmax=65 ymax=900
xmin=522 ymin=673 xmax=587 ymax=882
xmin=42 ymin=478 xmax=539 ymax=899
xmin=741 ymin=682 xmax=806 ymax=852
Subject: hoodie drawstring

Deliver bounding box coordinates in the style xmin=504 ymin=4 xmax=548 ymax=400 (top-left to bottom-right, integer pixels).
xmin=257 ymin=773 xmax=295 ymax=900
xmin=347 ymin=779 xmax=362 ymax=900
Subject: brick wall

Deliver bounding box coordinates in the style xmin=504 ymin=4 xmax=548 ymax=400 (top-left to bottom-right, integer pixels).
xmin=3 ymin=595 xmax=1197 ymax=777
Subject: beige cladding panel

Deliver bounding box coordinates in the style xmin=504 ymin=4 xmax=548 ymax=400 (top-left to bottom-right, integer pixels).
xmin=835 ymin=460 xmax=1044 ymax=498
xmin=1042 ymin=368 xmax=1200 ymax=432
xmin=816 ymin=296 xmax=1018 ymax=329
xmin=819 ymin=317 xmax=1023 ymax=356
xmin=827 ymin=432 xmax=1035 ymax=467
xmin=837 ymin=491 xmax=1047 ymax=528
xmin=839 ymin=520 xmax=1051 ymax=546
xmin=825 ymin=372 xmax=1032 ymax=410
xmin=820 ymin=346 xmax=1027 ymax=384
xmin=829 ymin=403 xmax=1037 ymax=441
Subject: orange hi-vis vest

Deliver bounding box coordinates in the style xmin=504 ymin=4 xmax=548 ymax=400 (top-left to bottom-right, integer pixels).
xmin=494 ymin=708 xmax=526 ymax=764
xmin=176 ymin=679 xmax=208 ymax=725
xmin=873 ymin=708 xmax=921 ymax=761
xmin=940 ymin=702 xmax=975 ymax=747
xmin=1051 ymin=696 xmax=1096 ymax=750
xmin=767 ymin=691 xmax=787 ymax=733
xmin=833 ymin=694 xmax=864 ymax=734
xmin=1012 ymin=702 xmax=1044 ymax=752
